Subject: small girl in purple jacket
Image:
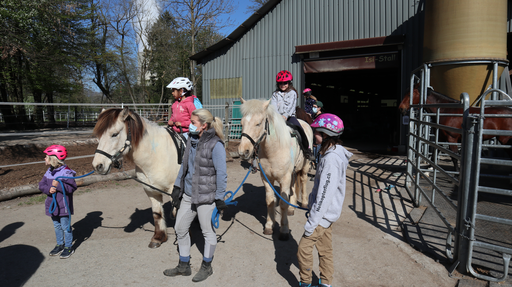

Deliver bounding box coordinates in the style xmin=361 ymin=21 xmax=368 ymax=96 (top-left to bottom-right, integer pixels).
xmin=39 ymin=145 xmax=77 ymax=259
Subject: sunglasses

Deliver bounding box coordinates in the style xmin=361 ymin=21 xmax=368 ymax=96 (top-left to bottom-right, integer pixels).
xmin=278 ymin=82 xmax=290 ymax=85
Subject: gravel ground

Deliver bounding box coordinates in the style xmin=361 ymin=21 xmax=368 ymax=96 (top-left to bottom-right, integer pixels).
xmin=0 ymin=145 xmax=459 ymax=287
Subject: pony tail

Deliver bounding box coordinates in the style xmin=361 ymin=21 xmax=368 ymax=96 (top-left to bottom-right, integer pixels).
xmin=211 ymin=117 xmax=225 ymax=142
xmin=192 ymin=108 xmax=224 ymax=142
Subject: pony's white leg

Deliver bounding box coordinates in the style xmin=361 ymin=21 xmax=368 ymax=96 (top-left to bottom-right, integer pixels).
xmin=288 ymin=173 xmax=297 ymax=216
xmin=278 ymin=174 xmax=293 ymax=241
xmin=298 ymin=170 xmax=309 ymax=208
xmin=262 ymin=177 xmax=276 ymax=235
xmin=144 ymin=189 xmax=168 ymax=248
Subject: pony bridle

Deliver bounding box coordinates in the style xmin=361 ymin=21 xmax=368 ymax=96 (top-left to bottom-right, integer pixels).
xmin=240 ymin=118 xmax=269 ymax=159
xmin=95 ymin=124 xmax=132 ymax=169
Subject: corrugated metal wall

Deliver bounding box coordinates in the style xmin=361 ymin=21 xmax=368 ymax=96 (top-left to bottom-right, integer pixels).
xmin=200 ymin=0 xmax=425 ymax=107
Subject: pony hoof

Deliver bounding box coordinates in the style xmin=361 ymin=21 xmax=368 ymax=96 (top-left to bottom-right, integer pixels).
xmin=148 ymin=242 xmax=161 ymax=249
xmin=287 ymin=210 xmax=295 ymax=216
xmin=278 ymin=233 xmax=290 ymax=241
xmin=263 ymin=228 xmax=273 ymax=235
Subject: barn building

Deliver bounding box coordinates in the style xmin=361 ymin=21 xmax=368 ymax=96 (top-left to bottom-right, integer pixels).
xmin=190 ymin=0 xmax=512 ymax=152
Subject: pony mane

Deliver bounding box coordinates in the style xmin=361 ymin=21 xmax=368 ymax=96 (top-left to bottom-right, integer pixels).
xmin=93 ymin=108 xmax=146 ymax=149
xmin=241 ymin=99 xmax=291 ymax=148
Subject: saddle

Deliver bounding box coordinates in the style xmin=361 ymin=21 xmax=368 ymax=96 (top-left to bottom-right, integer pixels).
xmin=165 ymin=126 xmax=186 ymax=164
xmin=285 ymin=122 xmax=309 ymax=157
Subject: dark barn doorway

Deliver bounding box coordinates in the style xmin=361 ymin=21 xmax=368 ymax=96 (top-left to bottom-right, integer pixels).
xmin=305 ymin=67 xmax=401 ymax=153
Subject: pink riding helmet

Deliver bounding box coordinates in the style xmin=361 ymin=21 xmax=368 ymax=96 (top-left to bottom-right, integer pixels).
xmin=303 ymin=88 xmax=312 ymax=94
xmin=276 ymin=70 xmax=293 ymax=82
xmin=44 ymin=145 xmax=68 ymax=160
xmin=311 ymin=113 xmax=344 ymax=137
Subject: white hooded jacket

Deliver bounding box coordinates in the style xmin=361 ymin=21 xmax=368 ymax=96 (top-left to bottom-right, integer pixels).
xmin=305 ymin=144 xmax=353 ymax=236
xmin=271 ymin=89 xmax=297 ymax=119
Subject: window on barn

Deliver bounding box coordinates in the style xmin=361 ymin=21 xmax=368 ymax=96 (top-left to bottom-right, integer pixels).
xmin=210 ymin=77 xmax=242 ymax=99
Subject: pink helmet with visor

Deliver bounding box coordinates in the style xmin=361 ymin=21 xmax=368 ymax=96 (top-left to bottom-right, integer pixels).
xmin=276 ymin=70 xmax=293 ymax=82
xmin=311 ymin=113 xmax=344 ymax=137
xmin=303 ymin=88 xmax=312 ymax=94
xmin=44 ymin=145 xmax=68 ymax=160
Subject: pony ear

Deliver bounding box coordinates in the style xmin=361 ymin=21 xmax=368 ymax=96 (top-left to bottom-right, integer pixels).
xmin=100 ymin=108 xmax=106 ymax=114
xmin=263 ymin=98 xmax=271 ymax=110
xmin=240 ymin=97 xmax=245 ymax=104
xmin=414 ymin=82 xmax=420 ymax=90
xmin=121 ymin=107 xmax=131 ymax=121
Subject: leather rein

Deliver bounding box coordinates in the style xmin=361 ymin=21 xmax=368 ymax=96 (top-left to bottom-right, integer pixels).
xmin=95 ymin=124 xmax=132 ymax=169
xmin=240 ymin=118 xmax=269 ymax=158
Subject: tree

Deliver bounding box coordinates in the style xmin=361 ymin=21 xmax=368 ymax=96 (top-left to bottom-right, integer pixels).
xmin=247 ymin=0 xmax=269 ymax=13
xmin=0 ymin=0 xmax=93 ymax=128
xmin=145 ymin=8 xmax=223 ymax=105
xmin=85 ymin=0 xmax=141 ymax=105
xmin=166 ymin=0 xmax=235 ymax=85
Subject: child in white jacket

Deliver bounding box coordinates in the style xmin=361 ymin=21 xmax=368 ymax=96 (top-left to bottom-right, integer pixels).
xmin=297 ymin=113 xmax=352 ymax=287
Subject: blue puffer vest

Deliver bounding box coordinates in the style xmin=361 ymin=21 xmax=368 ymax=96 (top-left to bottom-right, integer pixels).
xmin=180 ymin=127 xmax=223 ymax=205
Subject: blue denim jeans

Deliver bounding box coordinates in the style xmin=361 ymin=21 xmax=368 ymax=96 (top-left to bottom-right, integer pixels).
xmin=313 ymin=145 xmax=321 ymax=164
xmin=52 ymin=216 xmax=73 ymax=247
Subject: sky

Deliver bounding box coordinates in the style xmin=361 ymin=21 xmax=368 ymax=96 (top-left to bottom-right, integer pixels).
xmin=85 ymin=0 xmax=257 ymax=93
xmin=218 ymin=0 xmax=256 ymax=36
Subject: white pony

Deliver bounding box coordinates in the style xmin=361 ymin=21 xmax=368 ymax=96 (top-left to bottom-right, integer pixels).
xmin=92 ymin=107 xmax=180 ymax=248
xmin=238 ymin=99 xmax=313 ymax=240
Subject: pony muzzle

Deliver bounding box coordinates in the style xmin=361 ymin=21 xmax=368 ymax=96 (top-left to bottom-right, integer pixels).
xmin=238 ymin=147 xmax=253 ymax=161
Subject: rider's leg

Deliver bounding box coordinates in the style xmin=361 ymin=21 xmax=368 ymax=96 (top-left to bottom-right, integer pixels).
xmin=287 ymin=117 xmax=310 ymax=150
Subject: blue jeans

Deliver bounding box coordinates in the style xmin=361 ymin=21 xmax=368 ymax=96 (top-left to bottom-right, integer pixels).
xmin=313 ymin=145 xmax=321 ymax=164
xmin=52 ymin=216 xmax=73 ymax=247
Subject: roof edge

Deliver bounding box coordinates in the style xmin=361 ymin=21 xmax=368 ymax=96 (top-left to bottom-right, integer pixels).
xmin=190 ymin=0 xmax=282 ymax=63
xmin=295 ymin=35 xmax=406 ymax=54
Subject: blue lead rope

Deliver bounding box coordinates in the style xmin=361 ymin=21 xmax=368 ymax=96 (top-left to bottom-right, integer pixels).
xmin=211 ymin=167 xmax=253 ymax=228
xmin=50 ymin=171 xmax=95 ymax=232
xmin=258 ymin=162 xmax=310 ymax=217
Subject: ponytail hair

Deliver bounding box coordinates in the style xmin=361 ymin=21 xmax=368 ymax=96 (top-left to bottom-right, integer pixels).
xmin=319 ymin=136 xmax=343 ymax=156
xmin=192 ymin=108 xmax=225 ymax=142
xmin=48 ymin=156 xmax=65 ymax=168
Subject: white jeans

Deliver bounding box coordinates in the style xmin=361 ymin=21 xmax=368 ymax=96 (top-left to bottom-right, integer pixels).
xmin=174 ymin=194 xmax=217 ymax=260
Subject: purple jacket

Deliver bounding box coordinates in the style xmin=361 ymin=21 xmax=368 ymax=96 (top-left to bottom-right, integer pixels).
xmin=304 ymin=98 xmax=316 ymax=115
xmin=39 ymin=165 xmax=77 ymax=217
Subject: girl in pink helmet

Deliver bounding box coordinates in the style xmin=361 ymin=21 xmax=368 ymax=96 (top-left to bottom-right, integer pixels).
xmin=271 ymin=70 xmax=314 ymax=160
xmin=297 ymin=114 xmax=353 ymax=287
xmin=302 ymin=88 xmax=317 ymax=117
xmin=39 ymin=145 xmax=77 ymax=259
xmin=167 ymin=77 xmax=198 ymax=139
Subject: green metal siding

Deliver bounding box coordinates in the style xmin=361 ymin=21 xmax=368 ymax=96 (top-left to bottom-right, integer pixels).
xmin=199 ymin=0 xmax=424 ymax=106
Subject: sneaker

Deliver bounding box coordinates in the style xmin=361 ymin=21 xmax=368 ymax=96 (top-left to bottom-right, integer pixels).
xmin=59 ymin=247 xmax=74 ymax=259
xmin=49 ymin=244 xmax=64 ymax=256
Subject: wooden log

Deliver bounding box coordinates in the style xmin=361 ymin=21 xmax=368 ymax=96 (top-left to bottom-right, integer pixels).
xmin=0 ymin=169 xmax=136 ymax=202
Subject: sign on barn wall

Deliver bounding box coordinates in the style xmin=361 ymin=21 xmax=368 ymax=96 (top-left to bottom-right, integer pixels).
xmin=304 ymin=52 xmax=399 ymax=73
xmin=210 ymin=77 xmax=243 ymax=99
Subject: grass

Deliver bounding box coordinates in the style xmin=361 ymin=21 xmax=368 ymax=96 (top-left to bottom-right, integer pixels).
xmin=18 ymin=194 xmax=46 ymax=206
xmin=76 ymin=188 xmax=92 ymax=195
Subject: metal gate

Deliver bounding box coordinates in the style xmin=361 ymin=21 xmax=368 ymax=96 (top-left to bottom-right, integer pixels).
xmin=403 ymin=60 xmax=512 ymax=282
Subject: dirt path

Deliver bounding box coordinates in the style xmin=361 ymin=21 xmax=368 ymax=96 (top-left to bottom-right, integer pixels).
xmin=0 ymin=150 xmax=458 ymax=286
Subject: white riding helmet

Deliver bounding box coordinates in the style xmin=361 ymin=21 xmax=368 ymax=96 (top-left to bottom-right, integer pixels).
xmin=167 ymin=77 xmax=193 ymax=91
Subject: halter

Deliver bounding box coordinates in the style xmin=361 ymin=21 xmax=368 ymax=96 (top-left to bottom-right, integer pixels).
xmin=240 ymin=118 xmax=269 ymax=158
xmin=95 ymin=124 xmax=132 ymax=169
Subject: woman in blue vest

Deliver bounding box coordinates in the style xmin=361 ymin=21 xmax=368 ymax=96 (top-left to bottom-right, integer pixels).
xmin=164 ymin=108 xmax=227 ymax=283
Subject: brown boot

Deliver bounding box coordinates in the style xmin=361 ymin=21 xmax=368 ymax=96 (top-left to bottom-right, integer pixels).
xmin=163 ymin=260 xmax=191 ymax=277
xmin=192 ymin=260 xmax=213 ymax=282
